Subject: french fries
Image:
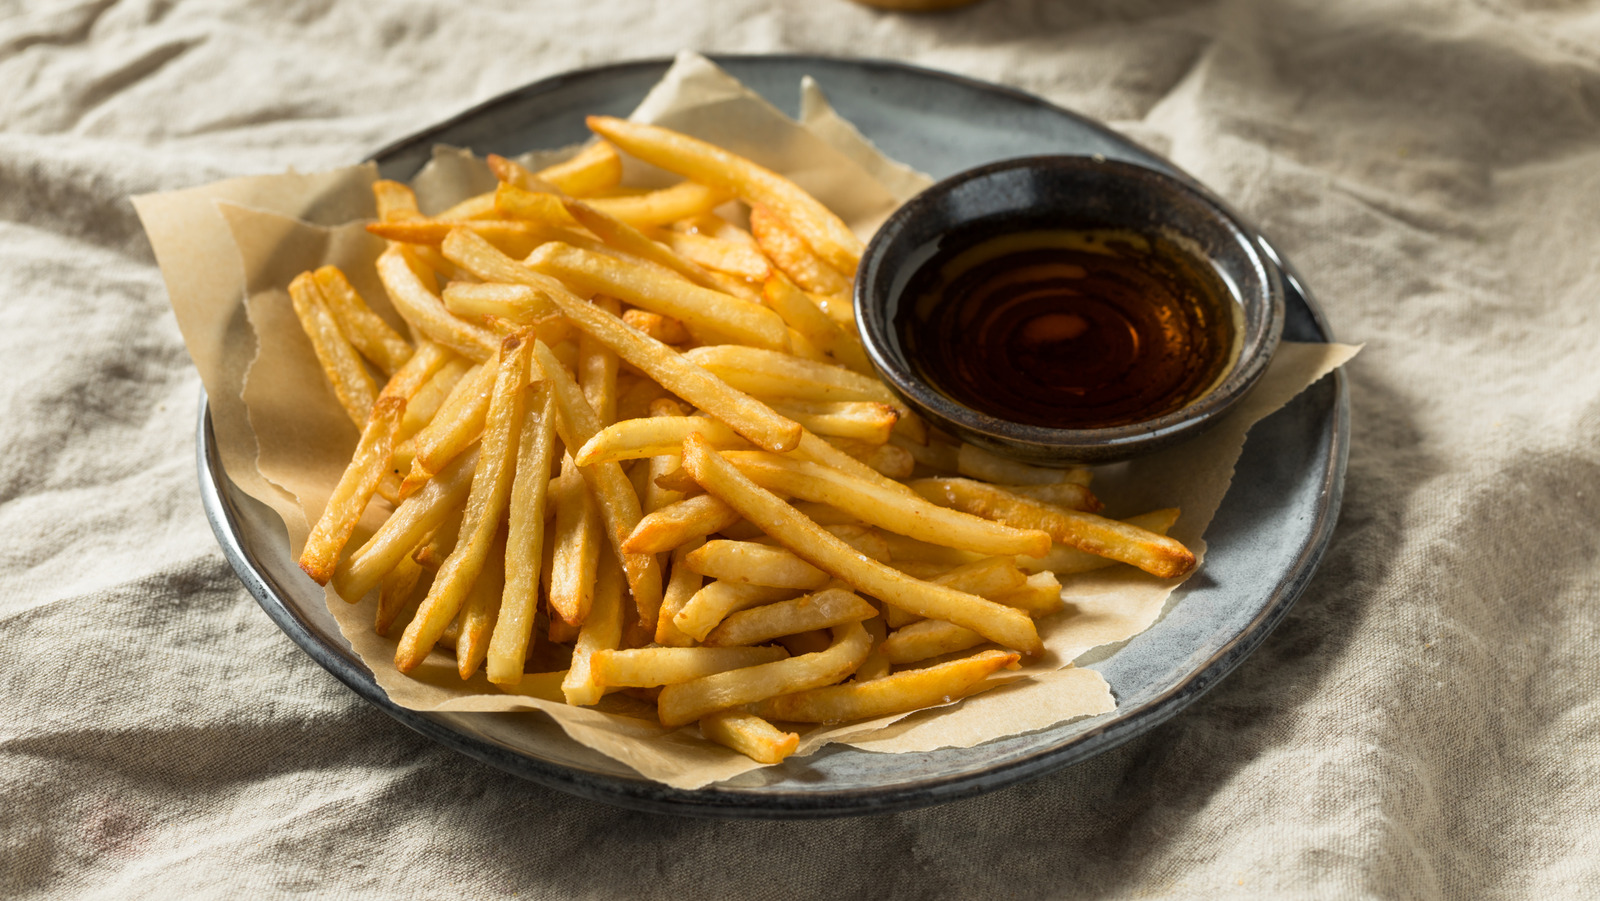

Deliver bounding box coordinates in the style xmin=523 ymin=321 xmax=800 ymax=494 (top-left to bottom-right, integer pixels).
xmin=287 ymin=118 xmax=1199 ymax=766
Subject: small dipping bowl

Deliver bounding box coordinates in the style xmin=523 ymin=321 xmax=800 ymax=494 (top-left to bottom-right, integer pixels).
xmin=855 ymin=155 xmax=1285 ymax=465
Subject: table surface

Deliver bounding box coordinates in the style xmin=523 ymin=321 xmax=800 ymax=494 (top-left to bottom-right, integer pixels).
xmin=4 ymin=1 xmax=1598 ymax=898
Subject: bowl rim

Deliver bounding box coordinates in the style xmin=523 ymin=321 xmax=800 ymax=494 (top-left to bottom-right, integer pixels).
xmin=855 ymin=153 xmax=1286 ymax=461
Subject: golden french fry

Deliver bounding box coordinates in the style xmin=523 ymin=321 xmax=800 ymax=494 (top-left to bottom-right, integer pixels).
xmin=288 ymin=271 xmax=377 ymax=427
xmin=373 ymin=179 xmax=420 ymax=221
xmin=655 ymin=538 xmax=705 ymax=647
xmin=1018 ymin=509 xmax=1181 ymax=574
xmin=686 ymin=540 xmax=831 ymax=590
xmin=621 ymin=309 xmax=692 ymax=345
xmin=441 ymin=229 xmax=804 ymax=454
xmin=487 ymin=383 xmax=558 ymax=685
xmin=682 ymin=435 xmax=1044 ymax=654
xmin=435 ymin=191 xmax=498 ymax=221
xmin=547 ymin=459 xmax=600 ymax=627
xmin=761 ymin=274 xmax=873 ymax=375
xmin=588 ymin=116 xmax=863 ymax=276
xmin=754 ymin=649 xmax=1020 ymax=723
xmin=664 ymin=230 xmax=771 ymax=281
xmin=592 ymin=645 xmax=789 ymax=687
xmin=375 ymin=245 xmax=500 ymax=362
xmin=880 ymin=618 xmax=987 ymax=665
xmin=673 ymin=581 xmax=798 ymax=642
xmin=703 ymin=587 xmax=878 ymax=647
xmin=377 ymin=339 xmax=452 ymax=404
xmin=314 ymin=266 xmax=413 ymax=376
xmin=995 ymin=571 xmax=1065 ymax=618
xmin=539 ymin=141 xmax=625 ymax=196
xmin=762 ymin=400 xmax=897 ymax=445
xmin=531 ymin=340 xmax=663 ymax=626
xmin=375 ymin=554 xmax=423 ymax=637
xmin=442 ymin=281 xmax=558 ymax=325
xmin=394 ymin=333 xmax=532 ymax=673
xmin=623 ymin=494 xmax=742 ymax=555
xmin=579 ymin=295 xmax=622 ymax=421
xmin=720 ymin=451 xmax=1051 ymax=558
xmin=561 ymin=198 xmax=726 ymax=292
xmin=298 ymin=396 xmax=405 ymax=585
xmin=911 ymin=478 xmax=1195 ymax=579
xmin=749 ymin=205 xmax=851 ymax=295
xmin=855 ymin=616 xmax=891 ymax=682
xmin=698 ymin=710 xmax=798 ymax=765
xmin=957 ymin=444 xmax=1092 ymax=487
xmin=367 ymin=219 xmax=559 ymax=257
xmin=585 ymin=180 xmax=729 ymax=227
xmin=331 ymin=447 xmax=477 ymax=602
xmin=656 ymin=622 xmax=872 ymax=727
xmin=395 ymin=355 xmax=471 ymax=441
xmin=527 ymin=242 xmax=790 ymax=352
xmin=577 ymin=416 xmax=748 ymax=466
xmin=488 ymin=142 xmax=624 ymax=197
xmin=455 ymin=527 xmax=507 ymax=679
xmin=402 ymin=355 xmax=495 ymax=493
xmin=562 ymin=547 xmax=627 ymax=706
xmin=682 ymin=345 xmax=904 ymax=412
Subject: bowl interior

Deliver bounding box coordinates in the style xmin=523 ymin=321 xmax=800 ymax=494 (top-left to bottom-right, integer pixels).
xmin=857 ymin=156 xmax=1284 ymax=464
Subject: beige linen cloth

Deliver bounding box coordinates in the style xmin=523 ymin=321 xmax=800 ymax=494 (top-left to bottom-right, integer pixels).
xmin=2 ymin=1 xmax=1596 ymax=898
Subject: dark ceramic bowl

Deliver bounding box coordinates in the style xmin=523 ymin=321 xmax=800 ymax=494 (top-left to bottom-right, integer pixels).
xmin=855 ymin=155 xmax=1284 ymax=465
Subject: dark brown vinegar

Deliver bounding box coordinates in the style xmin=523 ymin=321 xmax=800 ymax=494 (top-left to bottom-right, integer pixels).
xmin=896 ymin=229 xmax=1239 ymax=430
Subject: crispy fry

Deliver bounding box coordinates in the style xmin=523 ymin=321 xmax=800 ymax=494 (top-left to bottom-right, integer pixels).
xmin=562 ymin=547 xmax=627 ymax=706
xmin=394 ymin=333 xmax=532 ymax=672
xmin=588 ymin=116 xmax=863 ymax=276
xmin=373 ymin=179 xmax=420 ymax=221
xmin=655 ymin=538 xmax=705 ymax=647
xmin=1019 ymin=509 xmax=1182 ymax=574
xmin=664 ymin=230 xmax=771 ymax=281
xmin=585 ymin=180 xmax=729 ymax=227
xmin=441 ymin=229 xmax=803 ymax=453
xmin=682 ymin=345 xmax=904 ymax=412
xmin=683 ymin=435 xmax=1044 ymax=654
xmin=698 ymin=710 xmax=798 ymax=765
xmin=332 ymin=447 xmax=477 ymax=602
xmin=703 ymin=587 xmax=878 ymax=647
xmin=686 ymin=540 xmax=831 ymax=590
xmin=547 ymin=459 xmax=600 ymax=626
xmin=488 ymin=143 xmax=624 ymax=197
xmin=441 ymin=281 xmax=558 ymax=325
xmin=527 ymin=241 xmax=790 ymax=351
xmin=621 ymin=309 xmax=692 ymax=345
xmin=720 ymin=451 xmax=1051 ymax=558
xmin=375 ymin=554 xmax=423 ymax=637
xmin=561 ymin=198 xmax=726 ymax=292
xmin=314 ymin=266 xmax=414 ymax=375
xmin=455 ymin=527 xmax=507 ymax=679
xmin=376 ymin=245 xmax=500 ymax=362
xmin=403 ymin=355 xmax=495 ymax=492
xmin=623 ymin=493 xmax=742 ymax=555
xmin=395 ymin=355 xmax=471 ymax=441
xmin=749 ymin=205 xmax=851 ymax=295
xmin=532 ymin=340 xmax=664 ymax=626
xmin=754 ymin=649 xmax=1020 ymax=723
xmin=288 ymin=271 xmax=377 ymax=426
xmin=593 ymin=645 xmax=789 ymax=687
xmin=367 ymin=219 xmax=561 ymax=258
xmin=298 ymin=396 xmax=404 ymax=585
xmin=911 ymin=478 xmax=1195 ymax=578
xmin=761 ymin=273 xmax=872 ymax=374
xmin=764 ymin=400 xmax=897 ymax=445
xmin=487 ymin=383 xmax=557 ymax=685
xmin=1006 ymin=481 xmax=1102 ymax=514
xmin=436 ymin=191 xmax=498 ymax=221
xmin=577 ymin=416 xmax=748 ymax=466
xmin=656 ymin=622 xmax=872 ymax=727
xmin=674 ymin=581 xmax=799 ymax=642
xmin=995 ymin=571 xmax=1065 ymax=618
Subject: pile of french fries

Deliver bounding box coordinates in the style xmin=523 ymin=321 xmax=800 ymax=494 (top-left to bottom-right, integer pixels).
xmin=287 ymin=116 xmax=1197 ymax=764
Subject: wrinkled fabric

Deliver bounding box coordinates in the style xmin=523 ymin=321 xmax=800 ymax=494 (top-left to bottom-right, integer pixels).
xmin=2 ymin=1 xmax=1597 ymax=898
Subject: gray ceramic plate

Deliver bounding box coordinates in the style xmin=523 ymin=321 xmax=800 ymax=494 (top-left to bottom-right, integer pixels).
xmin=197 ymin=55 xmax=1348 ymax=819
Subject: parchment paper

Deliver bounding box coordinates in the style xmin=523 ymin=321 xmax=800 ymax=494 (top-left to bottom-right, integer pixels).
xmin=136 ymin=52 xmax=1357 ymax=789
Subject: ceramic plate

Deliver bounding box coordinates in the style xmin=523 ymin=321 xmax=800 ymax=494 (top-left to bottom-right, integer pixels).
xmin=197 ymin=55 xmax=1348 ymax=818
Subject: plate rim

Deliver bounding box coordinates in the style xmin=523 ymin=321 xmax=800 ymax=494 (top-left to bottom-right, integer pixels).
xmin=197 ymin=53 xmax=1349 ymax=819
